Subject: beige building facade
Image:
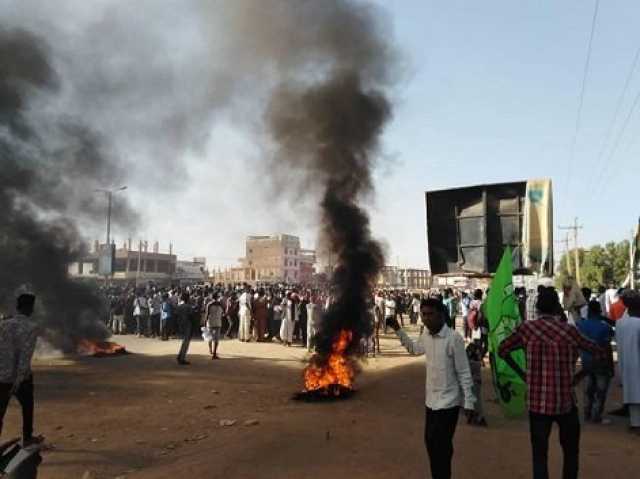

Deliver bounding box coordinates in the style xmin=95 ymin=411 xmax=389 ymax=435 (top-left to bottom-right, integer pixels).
xmin=377 ymin=266 xmax=431 ymax=290
xmin=211 ymin=234 xmax=316 ymax=284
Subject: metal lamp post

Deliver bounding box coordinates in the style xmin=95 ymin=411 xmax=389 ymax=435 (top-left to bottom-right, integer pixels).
xmin=95 ymin=186 xmax=127 ymax=246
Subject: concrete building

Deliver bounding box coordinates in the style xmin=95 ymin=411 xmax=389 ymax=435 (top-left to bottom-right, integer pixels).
xmin=377 ymin=266 xmax=431 ymax=290
xmin=69 ymin=240 xmax=177 ymax=285
xmin=210 ymin=266 xmax=252 ymax=284
xmin=211 ymin=234 xmax=316 ymax=284
xmin=174 ymin=258 xmax=208 ymax=285
xmin=298 ymin=249 xmax=317 ymax=283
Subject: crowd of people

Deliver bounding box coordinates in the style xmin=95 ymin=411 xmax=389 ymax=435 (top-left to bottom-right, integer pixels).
xmin=385 ymin=281 xmax=640 ymax=479
xmin=103 ymin=283 xmax=338 ymax=363
xmin=102 ymin=284 xmax=485 ymax=363
xmin=1 ymin=278 xmax=639 ymax=479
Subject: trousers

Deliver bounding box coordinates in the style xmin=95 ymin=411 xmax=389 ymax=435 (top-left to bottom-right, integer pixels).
xmin=177 ymin=322 xmax=193 ymax=362
xmin=238 ymin=309 xmax=252 ymax=341
xmin=0 ymin=376 xmax=34 ymax=440
xmin=583 ymin=372 xmax=610 ymax=421
xmin=529 ymin=406 xmax=580 ymax=479
xmin=111 ymin=314 xmax=125 ymax=334
xmin=424 ymin=406 xmax=459 ymax=479
xmin=629 ymin=404 xmax=640 ymax=428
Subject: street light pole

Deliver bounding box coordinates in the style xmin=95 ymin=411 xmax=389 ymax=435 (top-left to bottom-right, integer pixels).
xmin=106 ymin=190 xmax=112 ymax=246
xmin=96 ymin=186 xmax=127 ymax=247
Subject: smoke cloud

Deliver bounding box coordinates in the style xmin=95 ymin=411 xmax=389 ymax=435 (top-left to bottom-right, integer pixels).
xmin=262 ymin=4 xmax=394 ymax=361
xmin=0 ymin=27 xmax=135 ymax=350
xmin=1 ymin=1 xmax=396 ymax=354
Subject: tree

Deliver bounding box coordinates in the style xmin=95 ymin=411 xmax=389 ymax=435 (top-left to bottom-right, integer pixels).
xmin=556 ymin=240 xmax=630 ymax=290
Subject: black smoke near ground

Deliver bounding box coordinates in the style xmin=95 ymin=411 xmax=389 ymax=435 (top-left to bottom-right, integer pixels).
xmin=264 ymin=3 xmax=395 ymax=362
xmin=0 ymin=28 xmax=135 ymax=351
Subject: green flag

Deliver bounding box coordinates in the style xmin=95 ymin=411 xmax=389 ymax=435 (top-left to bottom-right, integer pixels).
xmin=486 ymin=246 xmax=527 ymax=417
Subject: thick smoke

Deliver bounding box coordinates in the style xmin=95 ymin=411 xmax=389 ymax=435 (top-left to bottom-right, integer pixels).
xmin=0 ymin=28 xmax=135 ymax=351
xmin=262 ymin=2 xmax=395 ymax=361
xmin=267 ymin=75 xmax=390 ymax=357
xmin=1 ymin=0 xmax=395 ymax=355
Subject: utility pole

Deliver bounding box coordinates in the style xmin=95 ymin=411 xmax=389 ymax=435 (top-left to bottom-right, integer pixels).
xmin=631 ymin=228 xmax=637 ymax=290
xmin=95 ymin=186 xmax=127 ymax=246
xmin=555 ymin=233 xmax=572 ymax=276
xmin=136 ymin=239 xmax=142 ymax=288
xmin=95 ymin=186 xmax=127 ymax=286
xmin=559 ymin=217 xmax=583 ymax=285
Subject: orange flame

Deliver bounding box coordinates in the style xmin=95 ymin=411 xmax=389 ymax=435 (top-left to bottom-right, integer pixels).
xmin=303 ymin=330 xmax=354 ymax=391
xmin=77 ymin=339 xmax=127 ymax=357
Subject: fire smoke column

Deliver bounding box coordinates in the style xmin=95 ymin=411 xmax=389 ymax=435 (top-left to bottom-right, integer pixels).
xmin=0 ymin=28 xmax=135 ymax=351
xmin=264 ymin=1 xmax=395 ymax=393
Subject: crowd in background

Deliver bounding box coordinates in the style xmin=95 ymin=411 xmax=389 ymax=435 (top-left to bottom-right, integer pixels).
xmin=103 ymin=283 xmax=335 ymax=351
xmin=101 ymin=278 xmax=639 ymax=431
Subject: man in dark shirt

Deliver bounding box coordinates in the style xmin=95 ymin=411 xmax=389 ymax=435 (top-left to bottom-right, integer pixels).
xmin=0 ymin=293 xmax=40 ymax=446
xmin=176 ymin=293 xmax=195 ymax=365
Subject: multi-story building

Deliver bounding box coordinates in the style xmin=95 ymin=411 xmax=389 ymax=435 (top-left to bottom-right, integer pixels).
xmin=174 ymin=258 xmax=208 ymax=285
xmin=377 ymin=266 xmax=431 ymax=290
xmin=298 ymin=249 xmax=317 ymax=283
xmin=210 ymin=234 xmax=316 ymax=284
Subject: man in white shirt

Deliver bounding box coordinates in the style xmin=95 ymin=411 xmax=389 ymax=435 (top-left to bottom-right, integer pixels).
xmin=384 ymin=294 xmax=396 ymax=334
xmin=388 ymin=298 xmax=475 ymax=479
xmin=604 ymin=284 xmax=618 ymax=316
xmin=410 ymin=294 xmax=421 ymax=324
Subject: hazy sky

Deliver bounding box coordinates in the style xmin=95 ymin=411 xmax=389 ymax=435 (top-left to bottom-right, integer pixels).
xmin=5 ymin=0 xmax=640 ymax=270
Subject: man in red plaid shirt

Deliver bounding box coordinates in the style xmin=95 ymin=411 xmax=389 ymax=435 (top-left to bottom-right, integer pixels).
xmin=499 ymin=287 xmax=604 ymax=479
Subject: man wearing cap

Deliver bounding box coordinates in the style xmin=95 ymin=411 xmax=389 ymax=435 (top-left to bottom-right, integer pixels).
xmin=615 ymin=290 xmax=640 ymax=434
xmin=0 ymin=293 xmax=41 ymax=446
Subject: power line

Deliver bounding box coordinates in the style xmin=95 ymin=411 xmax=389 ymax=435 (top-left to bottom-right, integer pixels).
xmin=592 ymin=82 xmax=640 ymax=198
xmin=564 ymin=0 xmax=600 ymax=216
xmin=586 ymin=43 xmax=640 ymax=195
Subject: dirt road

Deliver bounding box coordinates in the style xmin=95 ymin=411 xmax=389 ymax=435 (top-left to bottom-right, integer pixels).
xmin=2 ymin=327 xmax=638 ymax=478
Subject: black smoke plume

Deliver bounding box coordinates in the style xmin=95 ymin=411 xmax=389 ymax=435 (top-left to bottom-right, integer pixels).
xmin=1 ymin=0 xmax=396 ymax=356
xmin=0 ymin=28 xmax=135 ymax=351
xmin=264 ymin=3 xmax=395 ymax=363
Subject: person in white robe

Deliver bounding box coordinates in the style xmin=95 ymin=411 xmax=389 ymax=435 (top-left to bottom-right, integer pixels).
xmin=279 ymin=293 xmax=297 ymax=346
xmin=306 ymin=297 xmax=320 ymax=351
xmin=238 ymin=288 xmax=252 ymax=342
xmin=615 ymin=291 xmax=640 ymax=434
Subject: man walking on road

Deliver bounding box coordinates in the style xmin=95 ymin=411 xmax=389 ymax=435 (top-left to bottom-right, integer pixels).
xmin=0 ymin=293 xmax=42 ymax=446
xmin=499 ymin=288 xmax=603 ymax=479
xmin=176 ymin=293 xmax=195 ymax=365
xmin=388 ymin=298 xmax=475 ymax=479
